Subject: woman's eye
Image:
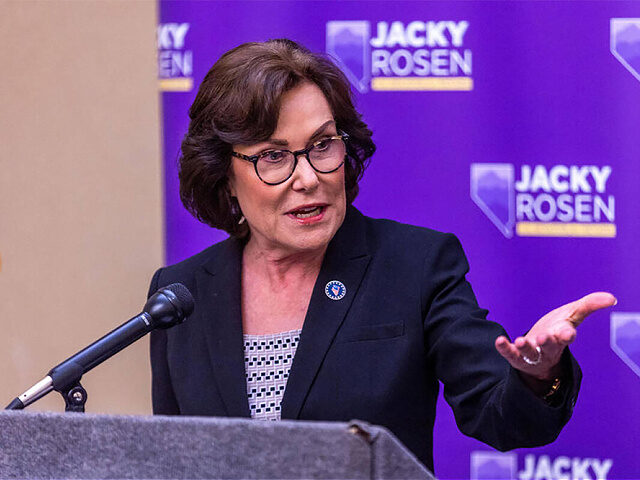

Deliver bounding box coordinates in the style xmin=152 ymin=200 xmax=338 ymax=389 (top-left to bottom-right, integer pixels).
xmin=314 ymin=139 xmax=331 ymax=151
xmin=261 ymin=151 xmax=285 ymax=162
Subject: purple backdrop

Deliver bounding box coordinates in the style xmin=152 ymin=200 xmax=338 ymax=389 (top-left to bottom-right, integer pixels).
xmin=157 ymin=2 xmax=640 ymax=478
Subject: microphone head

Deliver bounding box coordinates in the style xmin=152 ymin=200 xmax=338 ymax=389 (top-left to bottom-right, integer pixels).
xmin=164 ymin=283 xmax=195 ymax=317
xmin=145 ymin=283 xmax=195 ymax=329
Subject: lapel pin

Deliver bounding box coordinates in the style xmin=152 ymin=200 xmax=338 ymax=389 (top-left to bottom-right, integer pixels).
xmin=325 ymin=280 xmax=346 ymax=301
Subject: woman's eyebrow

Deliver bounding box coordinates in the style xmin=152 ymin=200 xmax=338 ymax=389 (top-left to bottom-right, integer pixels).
xmin=265 ymin=120 xmax=336 ymax=147
xmin=308 ymin=120 xmax=336 ymax=141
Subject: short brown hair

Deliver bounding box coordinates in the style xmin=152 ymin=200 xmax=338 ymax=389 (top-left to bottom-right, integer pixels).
xmin=179 ymin=39 xmax=376 ymax=237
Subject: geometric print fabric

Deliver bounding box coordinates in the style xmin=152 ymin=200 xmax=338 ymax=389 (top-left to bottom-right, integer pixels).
xmin=243 ymin=329 xmax=302 ymax=421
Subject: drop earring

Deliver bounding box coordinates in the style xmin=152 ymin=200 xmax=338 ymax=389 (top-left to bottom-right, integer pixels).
xmin=231 ymin=198 xmax=245 ymax=225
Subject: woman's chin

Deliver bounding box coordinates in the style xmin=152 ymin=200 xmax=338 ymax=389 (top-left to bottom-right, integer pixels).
xmin=282 ymin=231 xmax=334 ymax=255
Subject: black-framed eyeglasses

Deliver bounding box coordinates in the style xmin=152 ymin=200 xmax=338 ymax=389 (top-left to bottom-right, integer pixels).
xmin=231 ymin=133 xmax=349 ymax=185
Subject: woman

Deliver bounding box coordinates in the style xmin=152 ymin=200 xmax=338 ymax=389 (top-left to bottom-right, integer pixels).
xmin=149 ymin=39 xmax=615 ymax=471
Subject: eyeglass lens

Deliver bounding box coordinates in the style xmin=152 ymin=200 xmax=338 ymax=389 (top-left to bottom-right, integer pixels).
xmin=256 ymin=137 xmax=345 ymax=184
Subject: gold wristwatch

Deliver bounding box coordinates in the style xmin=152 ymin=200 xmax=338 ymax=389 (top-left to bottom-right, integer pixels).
xmin=543 ymin=377 xmax=562 ymax=403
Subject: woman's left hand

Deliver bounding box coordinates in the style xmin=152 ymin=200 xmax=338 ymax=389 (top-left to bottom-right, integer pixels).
xmin=494 ymin=292 xmax=617 ymax=381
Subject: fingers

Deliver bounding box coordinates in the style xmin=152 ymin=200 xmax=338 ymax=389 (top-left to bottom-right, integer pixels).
xmin=514 ymin=336 xmax=539 ymax=361
xmin=538 ymin=327 xmax=576 ymax=347
xmin=495 ymin=335 xmax=541 ymax=365
xmin=557 ymin=327 xmax=576 ymax=344
xmin=567 ymin=291 xmax=617 ymax=327
xmin=496 ymin=333 xmax=567 ymax=368
xmin=495 ymin=335 xmax=520 ymax=364
xmin=536 ymin=333 xmax=553 ymax=349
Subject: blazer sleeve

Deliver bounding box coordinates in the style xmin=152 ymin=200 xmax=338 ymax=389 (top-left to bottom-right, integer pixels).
xmin=422 ymin=233 xmax=580 ymax=451
xmin=148 ymin=268 xmax=181 ymax=415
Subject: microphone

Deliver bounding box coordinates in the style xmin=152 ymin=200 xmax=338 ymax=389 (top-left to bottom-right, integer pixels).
xmin=5 ymin=283 xmax=194 ymax=410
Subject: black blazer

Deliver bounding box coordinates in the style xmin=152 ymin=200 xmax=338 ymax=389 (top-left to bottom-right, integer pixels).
xmin=149 ymin=206 xmax=580 ymax=471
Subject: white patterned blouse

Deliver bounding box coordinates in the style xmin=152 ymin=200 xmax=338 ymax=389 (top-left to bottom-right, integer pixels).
xmin=243 ymin=329 xmax=302 ymax=421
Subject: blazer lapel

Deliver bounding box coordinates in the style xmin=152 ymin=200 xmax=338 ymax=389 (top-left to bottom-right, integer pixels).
xmin=281 ymin=207 xmax=371 ymax=419
xmin=195 ymin=237 xmax=251 ymax=418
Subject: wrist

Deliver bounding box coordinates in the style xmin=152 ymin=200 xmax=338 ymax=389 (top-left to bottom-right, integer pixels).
xmin=517 ymin=370 xmax=557 ymax=396
xmin=525 ymin=355 xmax=565 ymax=382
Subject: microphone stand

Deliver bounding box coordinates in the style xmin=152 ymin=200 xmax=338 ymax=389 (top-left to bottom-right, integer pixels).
xmin=5 ymin=283 xmax=194 ymax=413
xmin=60 ymin=383 xmax=88 ymax=413
xmin=50 ymin=361 xmax=88 ymax=412
xmin=6 ymin=310 xmax=155 ymax=413
xmin=5 ymin=361 xmax=88 ymax=413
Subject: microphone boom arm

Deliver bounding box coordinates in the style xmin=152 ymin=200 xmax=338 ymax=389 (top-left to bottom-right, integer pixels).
xmin=5 ymin=283 xmax=193 ymax=412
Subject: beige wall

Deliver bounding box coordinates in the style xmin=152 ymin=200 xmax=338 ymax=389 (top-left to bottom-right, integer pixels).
xmin=0 ymin=1 xmax=162 ymax=414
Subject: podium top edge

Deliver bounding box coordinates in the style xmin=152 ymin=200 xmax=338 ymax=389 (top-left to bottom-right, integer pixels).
xmin=0 ymin=409 xmax=383 ymax=435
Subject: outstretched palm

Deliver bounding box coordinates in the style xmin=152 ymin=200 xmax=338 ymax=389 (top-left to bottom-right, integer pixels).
xmin=495 ymin=292 xmax=616 ymax=381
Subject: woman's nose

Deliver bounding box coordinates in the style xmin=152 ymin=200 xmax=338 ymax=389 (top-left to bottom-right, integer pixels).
xmin=291 ymin=154 xmax=320 ymax=191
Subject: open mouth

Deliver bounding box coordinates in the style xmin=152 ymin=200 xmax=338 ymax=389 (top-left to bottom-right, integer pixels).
xmin=287 ymin=205 xmax=326 ymax=219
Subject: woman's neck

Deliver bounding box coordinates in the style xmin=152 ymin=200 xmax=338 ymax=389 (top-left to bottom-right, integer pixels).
xmin=243 ymin=238 xmax=326 ymax=286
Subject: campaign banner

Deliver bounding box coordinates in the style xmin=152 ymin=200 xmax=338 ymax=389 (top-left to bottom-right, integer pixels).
xmin=158 ymin=2 xmax=640 ymax=478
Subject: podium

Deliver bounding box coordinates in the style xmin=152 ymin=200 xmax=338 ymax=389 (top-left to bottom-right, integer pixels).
xmin=0 ymin=411 xmax=434 ymax=479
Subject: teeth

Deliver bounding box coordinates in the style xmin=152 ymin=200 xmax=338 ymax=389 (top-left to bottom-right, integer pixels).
xmin=293 ymin=207 xmax=321 ymax=218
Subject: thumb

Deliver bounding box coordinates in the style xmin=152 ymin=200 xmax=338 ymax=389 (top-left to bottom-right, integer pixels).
xmin=567 ymin=291 xmax=617 ymax=327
